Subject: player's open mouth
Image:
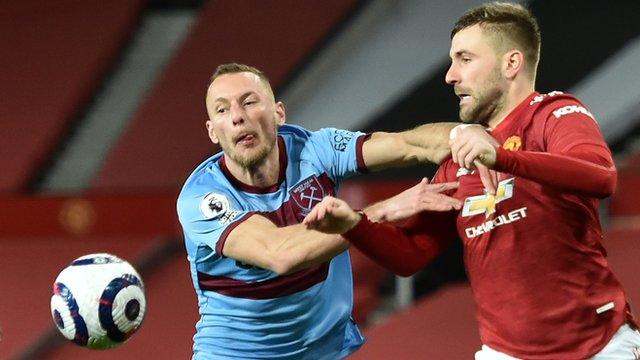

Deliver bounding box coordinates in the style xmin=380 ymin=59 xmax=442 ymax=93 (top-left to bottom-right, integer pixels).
xmin=235 ymin=132 xmax=257 ymax=146
xmin=457 ymin=94 xmax=472 ymax=106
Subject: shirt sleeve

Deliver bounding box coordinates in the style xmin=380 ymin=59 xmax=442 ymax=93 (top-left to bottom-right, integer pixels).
xmin=493 ymin=102 xmax=616 ymax=198
xmin=308 ymin=128 xmax=369 ymax=181
xmin=343 ymin=210 xmax=458 ymax=276
xmin=177 ymin=191 xmax=251 ymax=255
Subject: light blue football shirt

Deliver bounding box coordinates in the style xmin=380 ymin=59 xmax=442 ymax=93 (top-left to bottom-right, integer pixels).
xmin=177 ymin=124 xmax=368 ymax=359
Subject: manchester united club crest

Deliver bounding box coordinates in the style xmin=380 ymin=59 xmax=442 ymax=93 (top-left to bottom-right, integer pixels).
xmin=502 ymin=135 xmax=522 ymax=151
xmin=290 ymin=176 xmax=325 ymax=215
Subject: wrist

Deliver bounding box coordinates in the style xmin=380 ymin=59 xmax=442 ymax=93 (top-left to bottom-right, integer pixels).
xmin=344 ymin=211 xmax=370 ymax=240
xmin=346 ymin=210 xmax=364 ymax=232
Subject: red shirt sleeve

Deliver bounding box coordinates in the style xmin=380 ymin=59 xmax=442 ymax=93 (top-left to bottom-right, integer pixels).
xmin=493 ymin=107 xmax=616 ymax=198
xmin=343 ymin=210 xmax=458 ymax=276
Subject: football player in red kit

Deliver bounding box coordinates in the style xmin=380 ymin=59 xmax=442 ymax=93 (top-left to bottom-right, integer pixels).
xmin=303 ymin=2 xmax=640 ymax=359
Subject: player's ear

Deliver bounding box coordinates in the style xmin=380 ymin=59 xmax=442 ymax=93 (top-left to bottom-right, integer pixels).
xmin=275 ymin=101 xmax=286 ymax=126
xmin=503 ymin=50 xmax=524 ymax=80
xmin=205 ymin=120 xmax=219 ymax=144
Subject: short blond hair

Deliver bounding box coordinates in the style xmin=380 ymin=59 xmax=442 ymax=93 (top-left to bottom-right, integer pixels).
xmin=207 ymin=63 xmax=274 ymax=97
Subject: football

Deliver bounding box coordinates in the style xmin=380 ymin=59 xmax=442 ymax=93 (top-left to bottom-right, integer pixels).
xmin=50 ymin=253 xmax=146 ymax=349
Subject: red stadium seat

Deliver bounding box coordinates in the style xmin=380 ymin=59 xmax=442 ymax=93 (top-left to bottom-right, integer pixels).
xmin=603 ymin=229 xmax=640 ymax=310
xmin=0 ymin=0 xmax=144 ymax=193
xmin=352 ymin=284 xmax=480 ymax=360
xmin=92 ymin=0 xmax=360 ymax=192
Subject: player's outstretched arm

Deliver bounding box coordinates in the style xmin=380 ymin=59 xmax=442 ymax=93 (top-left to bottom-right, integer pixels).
xmin=303 ymin=193 xmax=458 ymax=276
xmin=362 ymin=122 xmax=481 ymax=171
xmin=221 ymin=215 xmax=349 ymax=275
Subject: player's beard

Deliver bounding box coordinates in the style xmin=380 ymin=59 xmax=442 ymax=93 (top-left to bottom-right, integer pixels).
xmin=222 ymin=137 xmax=273 ymax=170
xmin=459 ymin=65 xmax=505 ymax=125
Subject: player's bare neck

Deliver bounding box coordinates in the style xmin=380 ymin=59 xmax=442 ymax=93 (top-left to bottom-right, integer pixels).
xmin=488 ymin=83 xmax=534 ymax=129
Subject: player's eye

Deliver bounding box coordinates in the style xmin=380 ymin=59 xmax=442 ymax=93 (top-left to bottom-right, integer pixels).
xmin=216 ymin=107 xmax=228 ymax=114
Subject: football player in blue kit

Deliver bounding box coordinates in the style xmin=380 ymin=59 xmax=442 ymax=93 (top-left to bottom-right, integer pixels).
xmin=177 ymin=63 xmax=464 ymax=359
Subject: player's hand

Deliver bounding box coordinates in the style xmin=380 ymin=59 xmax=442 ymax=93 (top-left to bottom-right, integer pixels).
xmin=449 ymin=125 xmax=499 ymax=169
xmin=366 ymin=178 xmax=462 ymax=223
xmin=449 ymin=125 xmax=500 ymax=194
xmin=303 ymin=196 xmax=361 ymax=234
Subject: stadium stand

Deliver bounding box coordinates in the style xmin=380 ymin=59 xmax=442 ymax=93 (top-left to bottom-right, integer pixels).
xmin=352 ymin=284 xmax=480 ymax=360
xmin=91 ymin=0 xmax=361 ymax=192
xmin=610 ymin=165 xmax=640 ymax=219
xmin=0 ymin=0 xmax=145 ymax=193
xmin=603 ymin=229 xmax=640 ymax=307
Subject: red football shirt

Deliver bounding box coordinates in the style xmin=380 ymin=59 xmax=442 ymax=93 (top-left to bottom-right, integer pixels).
xmin=346 ymin=92 xmax=632 ymax=359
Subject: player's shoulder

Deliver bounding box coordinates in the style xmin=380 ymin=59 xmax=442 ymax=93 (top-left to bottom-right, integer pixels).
xmin=177 ymin=153 xmax=232 ymax=210
xmin=277 ymin=124 xmax=314 ymax=141
xmin=279 ymin=124 xmax=363 ymax=161
xmin=277 ymin=124 xmax=321 ymax=155
xmin=529 ymin=91 xmax=595 ymax=121
xmin=279 ymin=124 xmax=360 ymax=143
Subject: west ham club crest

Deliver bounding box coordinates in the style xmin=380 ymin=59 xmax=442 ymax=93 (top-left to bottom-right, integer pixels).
xmin=290 ymin=176 xmax=325 ymax=215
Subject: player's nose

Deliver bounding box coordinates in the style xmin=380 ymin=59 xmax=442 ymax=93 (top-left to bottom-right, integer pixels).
xmin=230 ymin=102 xmax=245 ymax=125
xmin=445 ymin=63 xmax=459 ymax=85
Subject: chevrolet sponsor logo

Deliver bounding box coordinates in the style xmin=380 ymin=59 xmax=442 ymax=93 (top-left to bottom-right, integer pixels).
xmin=465 ymin=207 xmax=528 ymax=238
xmin=462 ymin=178 xmax=515 ymax=217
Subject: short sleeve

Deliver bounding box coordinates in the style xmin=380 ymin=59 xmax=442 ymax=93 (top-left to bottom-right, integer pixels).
xmin=307 ymin=128 xmax=368 ymax=181
xmin=177 ymin=191 xmax=252 ymax=256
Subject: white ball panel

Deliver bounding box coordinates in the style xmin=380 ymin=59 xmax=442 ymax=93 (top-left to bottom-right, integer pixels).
xmin=50 ymin=294 xmax=77 ymax=341
xmin=49 ymin=253 xmax=146 ymax=349
xmin=112 ymin=285 xmax=146 ymax=333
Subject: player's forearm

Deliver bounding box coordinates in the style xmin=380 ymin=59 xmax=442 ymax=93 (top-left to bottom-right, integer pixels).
xmin=272 ymin=224 xmax=349 ymax=275
xmin=362 ymin=123 xmax=457 ymax=171
xmin=343 ymin=213 xmax=451 ymax=277
xmin=401 ymin=122 xmax=459 ymax=164
xmin=494 ymin=146 xmax=616 ymax=198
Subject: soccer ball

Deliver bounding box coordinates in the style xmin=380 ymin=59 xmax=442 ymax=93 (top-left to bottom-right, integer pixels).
xmin=50 ymin=253 xmax=146 ymax=349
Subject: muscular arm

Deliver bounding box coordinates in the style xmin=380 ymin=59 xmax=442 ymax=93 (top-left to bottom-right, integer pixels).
xmin=362 ymin=122 xmax=460 ymax=171
xmin=223 ymin=214 xmax=348 ymax=275
xmin=303 ymin=195 xmax=459 ymax=277
xmin=344 ymin=211 xmax=457 ymax=276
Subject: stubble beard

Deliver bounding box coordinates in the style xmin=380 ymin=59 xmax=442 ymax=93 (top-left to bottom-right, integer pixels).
xmin=222 ymin=139 xmax=273 ymax=170
xmin=459 ymin=67 xmax=505 ymax=126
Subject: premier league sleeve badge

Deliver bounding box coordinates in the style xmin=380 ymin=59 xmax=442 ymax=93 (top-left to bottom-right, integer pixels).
xmin=200 ymin=193 xmax=230 ymax=220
